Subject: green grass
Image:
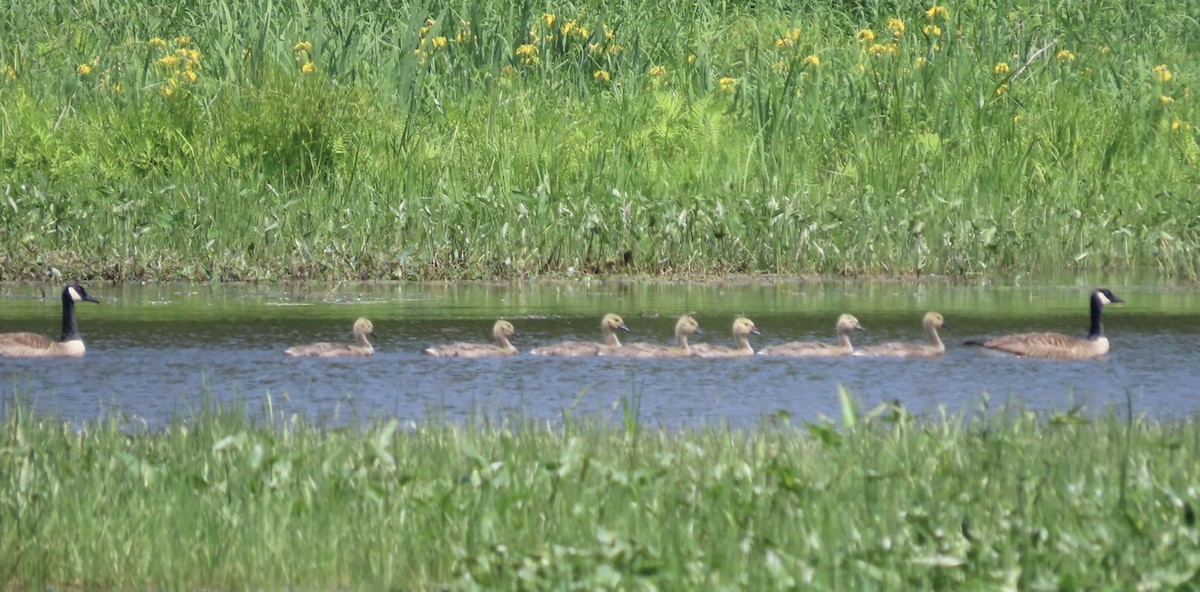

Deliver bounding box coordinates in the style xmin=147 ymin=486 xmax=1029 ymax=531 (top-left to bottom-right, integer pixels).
xmin=1 ymin=0 xmax=1198 ymax=281
xmin=3 ymin=393 xmax=1200 ymax=589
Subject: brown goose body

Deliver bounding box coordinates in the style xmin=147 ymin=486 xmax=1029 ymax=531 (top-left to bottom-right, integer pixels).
xmin=425 ymin=320 xmax=519 ymax=358
xmin=856 ymin=312 xmax=947 ymax=358
xmin=691 ymin=317 xmax=760 ymax=358
xmin=0 ymin=285 xmax=100 ymax=358
xmin=285 ymin=317 xmax=376 ymax=357
xmin=964 ymin=288 xmax=1122 ymax=360
xmin=758 ymin=314 xmax=864 ymax=357
xmin=599 ymin=315 xmax=701 ymax=358
xmin=530 ymin=313 xmax=630 ymax=356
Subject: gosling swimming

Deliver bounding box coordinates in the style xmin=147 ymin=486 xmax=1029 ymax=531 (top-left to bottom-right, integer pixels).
xmin=285 ymin=317 xmax=376 ymax=357
xmin=425 ymin=320 xmax=519 ymax=358
xmin=599 ymin=315 xmax=701 ymax=358
xmin=690 ymin=317 xmax=760 ymax=357
xmin=855 ymin=312 xmax=947 ymax=358
xmin=964 ymin=288 xmax=1122 ymax=359
xmin=0 ymin=284 xmax=100 ymax=358
xmin=757 ymin=314 xmax=864 ymax=357
xmin=530 ymin=313 xmax=630 ymax=356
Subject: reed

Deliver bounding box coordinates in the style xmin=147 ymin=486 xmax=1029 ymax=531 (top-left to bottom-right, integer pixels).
xmin=1 ymin=0 xmax=1197 ymax=280
xmin=2 ymin=393 xmax=1199 ymax=588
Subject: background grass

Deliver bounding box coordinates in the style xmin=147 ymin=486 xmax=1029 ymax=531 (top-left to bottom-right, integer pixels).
xmin=1 ymin=0 xmax=1198 ymax=281
xmin=3 ymin=393 xmax=1200 ymax=588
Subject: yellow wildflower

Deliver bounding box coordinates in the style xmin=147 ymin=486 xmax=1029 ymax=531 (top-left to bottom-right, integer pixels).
xmin=994 ymin=62 xmax=1010 ymax=75
xmin=868 ymin=43 xmax=898 ymax=56
xmin=1098 ymin=45 xmax=1111 ymax=55
xmin=996 ymin=83 xmax=1008 ymax=96
xmin=159 ymin=55 xmax=180 ymax=68
xmin=516 ymin=44 xmax=539 ymax=65
xmin=162 ymin=80 xmax=177 ymax=97
xmin=149 ymin=37 xmax=167 ymax=49
xmin=293 ymin=41 xmax=313 ymax=53
xmin=1153 ymin=64 xmax=1172 ymax=83
xmin=76 ymin=63 xmax=92 ymax=76
xmin=561 ymin=20 xmax=577 ymax=37
xmin=542 ymin=13 xmax=556 ymax=29
xmin=718 ymin=76 xmax=737 ymax=93
xmin=888 ymin=18 xmax=906 ymax=37
xmin=803 ymin=54 xmax=820 ymax=67
xmin=175 ymin=36 xmax=191 ymax=46
xmin=1056 ymin=49 xmax=1075 ymax=62
xmin=109 ymin=82 xmax=123 ymax=93
xmin=687 ymin=54 xmax=697 ymax=64
xmin=578 ymin=26 xmax=590 ymax=38
xmin=772 ymin=61 xmax=789 ymax=74
xmin=915 ymin=56 xmax=928 ymax=68
xmin=432 ymin=36 xmax=447 ymax=50
xmin=925 ymin=5 xmax=949 ymax=19
xmin=1172 ymin=118 xmax=1182 ymax=131
xmin=856 ymin=29 xmax=875 ymax=44
xmin=301 ymin=61 xmax=317 ymax=74
xmin=594 ymin=69 xmax=611 ymax=82
xmin=922 ymin=24 xmax=941 ymax=37
xmin=182 ymin=69 xmax=198 ymax=83
xmin=1013 ymin=114 xmax=1022 ymax=124
xmin=1161 ymin=95 xmax=1174 ymax=105
xmin=649 ymin=65 xmax=666 ymax=77
xmin=604 ymin=25 xmax=615 ymax=40
xmin=607 ymin=44 xmax=624 ymax=56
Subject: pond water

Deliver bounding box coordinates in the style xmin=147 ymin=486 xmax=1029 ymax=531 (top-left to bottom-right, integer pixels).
xmin=0 ymin=276 xmax=1196 ymax=428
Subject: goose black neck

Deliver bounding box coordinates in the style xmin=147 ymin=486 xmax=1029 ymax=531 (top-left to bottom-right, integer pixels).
xmin=1087 ymin=292 xmax=1104 ymax=340
xmin=60 ymin=290 xmax=79 ymax=342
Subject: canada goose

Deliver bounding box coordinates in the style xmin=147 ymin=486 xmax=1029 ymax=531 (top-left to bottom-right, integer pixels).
xmin=530 ymin=313 xmax=630 ymax=356
xmin=599 ymin=315 xmax=702 ymax=358
xmin=964 ymin=288 xmax=1123 ymax=359
xmin=285 ymin=317 xmax=376 ymax=357
xmin=424 ymin=320 xmax=519 ymax=358
xmin=691 ymin=317 xmax=760 ymax=357
xmin=0 ymin=284 xmax=100 ymax=358
xmin=757 ymin=313 xmax=864 ymax=357
xmin=855 ymin=312 xmax=947 ymax=358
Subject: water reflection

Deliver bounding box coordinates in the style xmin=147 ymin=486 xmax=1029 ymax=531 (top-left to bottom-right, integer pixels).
xmin=0 ymin=278 xmax=1196 ymax=427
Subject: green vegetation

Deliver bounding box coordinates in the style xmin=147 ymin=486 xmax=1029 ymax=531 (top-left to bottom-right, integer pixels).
xmin=1 ymin=0 xmax=1198 ymax=281
xmin=3 ymin=394 xmax=1200 ymax=588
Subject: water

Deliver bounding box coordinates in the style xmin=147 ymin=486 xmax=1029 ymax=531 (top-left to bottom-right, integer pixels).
xmin=0 ymin=277 xmax=1196 ymax=427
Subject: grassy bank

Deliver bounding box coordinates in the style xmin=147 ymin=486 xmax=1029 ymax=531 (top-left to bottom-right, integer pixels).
xmin=3 ymin=394 xmax=1199 ymax=588
xmin=1 ymin=1 xmax=1198 ymax=281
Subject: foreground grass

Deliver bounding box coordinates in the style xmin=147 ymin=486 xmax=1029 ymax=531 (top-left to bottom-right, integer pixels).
xmin=1 ymin=1 xmax=1197 ymax=280
xmin=2 ymin=394 xmax=1199 ymax=589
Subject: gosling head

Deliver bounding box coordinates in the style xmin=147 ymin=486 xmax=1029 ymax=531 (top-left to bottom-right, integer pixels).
xmin=353 ymin=317 xmax=377 ymax=338
xmin=836 ymin=314 xmax=865 ymax=333
xmin=65 ymin=284 xmax=101 ymax=304
xmin=493 ymin=320 xmax=518 ymax=340
xmin=676 ymin=315 xmax=702 ymax=336
xmin=922 ymin=311 xmax=946 ymax=329
xmin=732 ymin=317 xmax=761 ymax=337
xmin=602 ymin=313 xmax=630 ymax=333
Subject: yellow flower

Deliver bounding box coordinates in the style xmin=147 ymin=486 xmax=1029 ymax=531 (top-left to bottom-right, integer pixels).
xmin=149 ymin=37 xmax=167 ymax=49
xmin=1056 ymin=49 xmax=1075 ymax=62
xmin=604 ymin=25 xmax=615 ymax=40
xmin=803 ymin=54 xmax=820 ymax=67
xmin=649 ymin=65 xmax=666 ymax=77
xmin=561 ymin=20 xmax=577 ymax=37
xmin=1098 ymin=45 xmax=1111 ymax=55
xmin=594 ymin=69 xmax=611 ymax=82
xmin=687 ymin=53 xmax=697 ymax=64
xmin=516 ymin=44 xmax=539 ymax=65
xmin=856 ymin=29 xmax=876 ymax=44
xmin=161 ymin=80 xmax=177 ymax=97
xmin=1153 ymin=64 xmax=1172 ymax=83
xmin=868 ymin=43 xmax=898 ymax=56
xmin=1013 ymin=114 xmax=1022 ymax=124
xmin=159 ymin=55 xmax=180 ymax=68
xmin=188 ymin=49 xmax=202 ymax=64
xmin=301 ymin=61 xmax=317 ymax=74
xmin=182 ymin=69 xmax=198 ymax=83
xmin=76 ymin=63 xmax=92 ymax=76
xmin=175 ymin=36 xmax=191 ymax=46
xmin=109 ymin=82 xmax=123 ymax=93
xmin=577 ymin=26 xmax=590 ymax=38
xmin=607 ymin=44 xmax=624 ymax=56
xmin=293 ymin=41 xmax=313 ymax=53
xmin=925 ymin=5 xmax=949 ymax=19
xmin=1161 ymin=95 xmax=1174 ymax=105
xmin=994 ymin=62 xmax=1010 ymax=75
xmin=888 ymin=18 xmax=906 ymax=37
xmin=541 ymin=13 xmax=556 ymax=29
xmin=431 ymin=36 xmax=447 ymax=50
xmin=915 ymin=56 xmax=928 ymax=68
xmin=1172 ymin=118 xmax=1182 ymax=131
xmin=996 ymin=83 xmax=1008 ymax=96
xmin=922 ymin=24 xmax=941 ymax=36
xmin=718 ymin=76 xmax=737 ymax=93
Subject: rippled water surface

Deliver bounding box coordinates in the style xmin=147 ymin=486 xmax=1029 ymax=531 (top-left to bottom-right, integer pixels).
xmin=1 ymin=276 xmax=1196 ymax=427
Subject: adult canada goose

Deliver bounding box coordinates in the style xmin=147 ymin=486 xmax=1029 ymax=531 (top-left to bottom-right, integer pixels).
xmin=691 ymin=317 xmax=760 ymax=357
xmin=530 ymin=313 xmax=630 ymax=356
xmin=757 ymin=313 xmax=864 ymax=357
xmin=964 ymin=288 xmax=1123 ymax=360
xmin=424 ymin=320 xmax=519 ymax=358
xmin=0 ymin=284 xmax=100 ymax=358
xmin=285 ymin=317 xmax=376 ymax=357
xmin=599 ymin=315 xmax=702 ymax=358
xmin=856 ymin=312 xmax=947 ymax=358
